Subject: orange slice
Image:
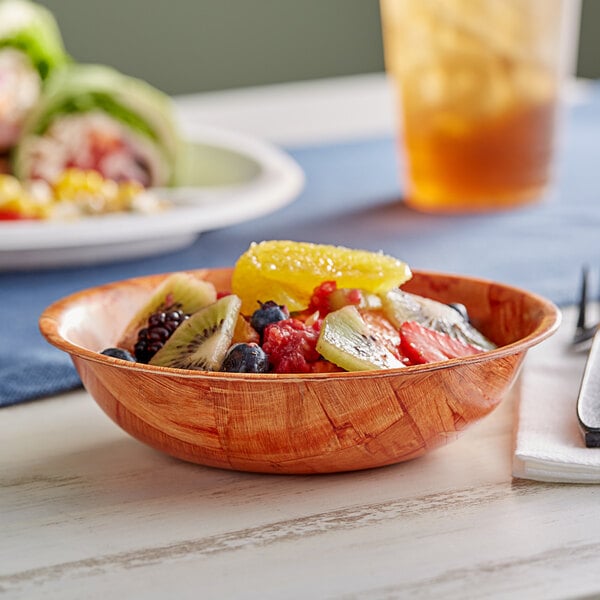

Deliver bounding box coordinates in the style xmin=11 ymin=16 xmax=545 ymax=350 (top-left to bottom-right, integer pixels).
xmin=231 ymin=240 xmax=412 ymax=313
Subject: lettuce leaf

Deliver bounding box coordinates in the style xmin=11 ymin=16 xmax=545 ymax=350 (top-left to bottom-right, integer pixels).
xmin=33 ymin=91 xmax=158 ymax=141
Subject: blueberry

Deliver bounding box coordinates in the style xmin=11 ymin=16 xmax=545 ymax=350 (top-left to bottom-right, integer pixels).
xmin=447 ymin=303 xmax=469 ymax=322
xmin=250 ymin=300 xmax=289 ymax=336
xmin=221 ymin=343 xmax=269 ymax=373
xmin=101 ymin=347 xmax=136 ymax=362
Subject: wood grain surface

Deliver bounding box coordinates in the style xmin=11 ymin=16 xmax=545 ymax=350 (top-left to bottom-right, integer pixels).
xmin=2 ymin=310 xmax=600 ymax=599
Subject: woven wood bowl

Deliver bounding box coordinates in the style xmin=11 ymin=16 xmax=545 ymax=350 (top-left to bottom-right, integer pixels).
xmin=40 ymin=268 xmax=560 ymax=474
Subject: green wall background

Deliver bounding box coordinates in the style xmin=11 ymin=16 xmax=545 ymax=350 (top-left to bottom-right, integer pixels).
xmin=38 ymin=0 xmax=598 ymax=96
xmin=577 ymin=0 xmax=600 ymax=79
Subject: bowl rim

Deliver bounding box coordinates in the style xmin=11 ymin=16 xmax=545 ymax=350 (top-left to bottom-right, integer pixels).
xmin=39 ymin=268 xmax=562 ymax=381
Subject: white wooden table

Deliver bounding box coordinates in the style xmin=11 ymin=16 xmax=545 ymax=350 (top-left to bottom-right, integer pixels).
xmin=2 ymin=75 xmax=600 ymax=599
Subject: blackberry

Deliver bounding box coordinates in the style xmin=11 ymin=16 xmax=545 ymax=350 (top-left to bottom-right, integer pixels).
xmin=250 ymin=300 xmax=289 ymax=338
xmin=134 ymin=306 xmax=189 ymax=363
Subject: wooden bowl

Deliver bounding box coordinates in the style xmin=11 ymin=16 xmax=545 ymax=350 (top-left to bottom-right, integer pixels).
xmin=39 ymin=268 xmax=560 ymax=474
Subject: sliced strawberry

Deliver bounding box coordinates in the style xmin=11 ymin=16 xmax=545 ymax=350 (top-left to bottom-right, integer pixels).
xmin=400 ymin=321 xmax=483 ymax=365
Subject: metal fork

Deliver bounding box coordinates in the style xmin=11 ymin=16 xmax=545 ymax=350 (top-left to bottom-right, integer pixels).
xmin=574 ymin=266 xmax=600 ymax=447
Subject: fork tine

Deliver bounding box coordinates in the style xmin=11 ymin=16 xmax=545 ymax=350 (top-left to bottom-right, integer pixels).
xmin=576 ymin=265 xmax=589 ymax=332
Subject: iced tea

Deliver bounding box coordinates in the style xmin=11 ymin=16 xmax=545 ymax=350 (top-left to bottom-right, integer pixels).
xmin=380 ymin=0 xmax=565 ymax=212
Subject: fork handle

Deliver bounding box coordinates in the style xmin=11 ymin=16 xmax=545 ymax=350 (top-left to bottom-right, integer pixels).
xmin=577 ymin=326 xmax=600 ymax=447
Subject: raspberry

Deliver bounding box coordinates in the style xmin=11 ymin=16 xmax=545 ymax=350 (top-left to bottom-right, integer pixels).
xmin=134 ymin=306 xmax=189 ymax=363
xmin=262 ymin=318 xmax=322 ymax=374
xmin=308 ymin=280 xmax=337 ymax=314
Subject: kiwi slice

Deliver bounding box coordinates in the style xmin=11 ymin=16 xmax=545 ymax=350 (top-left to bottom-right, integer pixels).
xmin=118 ymin=272 xmax=217 ymax=352
xmin=316 ymin=305 xmax=405 ymax=371
xmin=381 ymin=289 xmax=496 ymax=351
xmin=149 ymin=294 xmax=241 ymax=371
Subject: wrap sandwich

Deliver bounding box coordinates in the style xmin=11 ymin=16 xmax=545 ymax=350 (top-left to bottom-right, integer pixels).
xmin=0 ymin=0 xmax=69 ymax=151
xmin=13 ymin=64 xmax=182 ymax=187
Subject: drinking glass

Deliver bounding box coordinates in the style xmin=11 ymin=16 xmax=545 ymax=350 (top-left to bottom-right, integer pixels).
xmin=380 ymin=0 xmax=574 ymax=212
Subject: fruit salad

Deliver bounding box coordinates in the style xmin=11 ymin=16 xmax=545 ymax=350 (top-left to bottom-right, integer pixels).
xmin=101 ymin=241 xmax=496 ymax=374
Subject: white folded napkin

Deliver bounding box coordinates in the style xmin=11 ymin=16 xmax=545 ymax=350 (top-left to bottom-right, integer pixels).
xmin=513 ymin=305 xmax=600 ymax=483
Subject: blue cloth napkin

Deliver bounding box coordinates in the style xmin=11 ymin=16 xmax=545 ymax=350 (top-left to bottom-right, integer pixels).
xmin=2 ymin=85 xmax=600 ymax=406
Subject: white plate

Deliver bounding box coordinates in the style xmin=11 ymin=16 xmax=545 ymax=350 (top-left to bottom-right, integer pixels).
xmin=0 ymin=126 xmax=304 ymax=270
